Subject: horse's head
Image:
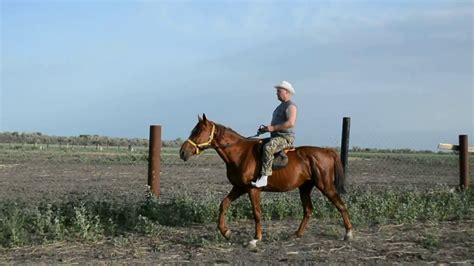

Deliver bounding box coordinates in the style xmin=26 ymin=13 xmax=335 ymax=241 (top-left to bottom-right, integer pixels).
xmin=179 ymin=113 xmax=216 ymax=161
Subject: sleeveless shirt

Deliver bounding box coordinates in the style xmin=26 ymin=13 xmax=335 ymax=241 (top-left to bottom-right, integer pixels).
xmin=270 ymin=100 xmax=296 ymax=138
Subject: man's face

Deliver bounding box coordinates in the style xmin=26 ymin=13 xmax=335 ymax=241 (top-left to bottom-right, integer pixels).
xmin=276 ymin=88 xmax=289 ymax=102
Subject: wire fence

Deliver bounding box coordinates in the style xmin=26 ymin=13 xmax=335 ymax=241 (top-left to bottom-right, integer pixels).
xmin=0 ymin=141 xmax=471 ymax=192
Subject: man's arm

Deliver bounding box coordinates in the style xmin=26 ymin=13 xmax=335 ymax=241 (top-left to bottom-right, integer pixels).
xmin=268 ymin=105 xmax=297 ymax=132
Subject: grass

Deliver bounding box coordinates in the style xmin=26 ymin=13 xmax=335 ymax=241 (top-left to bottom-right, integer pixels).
xmin=1 ymin=187 xmax=472 ymax=248
xmin=0 ymin=145 xmax=221 ymax=165
xmin=0 ymin=145 xmax=163 ymax=165
xmin=0 ymin=143 xmax=458 ymax=165
xmin=350 ymin=151 xmax=459 ymax=166
xmin=420 ymin=228 xmax=441 ymax=250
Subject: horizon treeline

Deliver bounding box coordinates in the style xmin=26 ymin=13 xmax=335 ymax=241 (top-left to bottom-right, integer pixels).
xmin=0 ymin=132 xmax=441 ymax=153
xmin=0 ymin=132 xmax=184 ymax=147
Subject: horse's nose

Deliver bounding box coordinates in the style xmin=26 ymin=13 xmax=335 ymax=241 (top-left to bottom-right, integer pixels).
xmin=179 ymin=149 xmax=188 ymax=161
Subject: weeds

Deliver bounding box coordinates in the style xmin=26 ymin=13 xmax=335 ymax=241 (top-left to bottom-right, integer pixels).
xmin=0 ymin=203 xmax=28 ymax=246
xmin=0 ymin=187 xmax=472 ymax=248
xmin=31 ymin=204 xmax=65 ymax=242
xmin=71 ymin=203 xmax=104 ymax=241
xmin=420 ymin=228 xmax=441 ymax=250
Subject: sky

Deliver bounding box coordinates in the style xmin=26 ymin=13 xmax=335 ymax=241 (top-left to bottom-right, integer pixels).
xmin=1 ymin=0 xmax=473 ymax=150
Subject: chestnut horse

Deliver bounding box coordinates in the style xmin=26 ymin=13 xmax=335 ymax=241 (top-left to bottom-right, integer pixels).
xmin=179 ymin=114 xmax=353 ymax=246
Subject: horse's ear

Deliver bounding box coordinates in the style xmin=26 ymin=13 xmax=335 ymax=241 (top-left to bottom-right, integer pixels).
xmin=202 ymin=113 xmax=207 ymax=122
xmin=198 ymin=114 xmax=202 ymax=121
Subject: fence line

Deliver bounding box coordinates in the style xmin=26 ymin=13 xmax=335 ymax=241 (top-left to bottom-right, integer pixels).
xmin=0 ymin=142 xmax=151 ymax=152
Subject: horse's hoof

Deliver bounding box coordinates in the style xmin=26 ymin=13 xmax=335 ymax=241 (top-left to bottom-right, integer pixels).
xmin=344 ymin=230 xmax=354 ymax=241
xmin=248 ymin=239 xmax=258 ymax=249
xmin=292 ymin=233 xmax=302 ymax=240
xmin=224 ymin=230 xmax=232 ymax=240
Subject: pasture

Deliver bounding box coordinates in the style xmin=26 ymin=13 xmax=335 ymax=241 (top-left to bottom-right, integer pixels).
xmin=0 ymin=144 xmax=473 ymax=264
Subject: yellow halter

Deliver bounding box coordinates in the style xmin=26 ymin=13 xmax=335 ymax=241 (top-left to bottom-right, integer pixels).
xmin=186 ymin=123 xmax=216 ymax=155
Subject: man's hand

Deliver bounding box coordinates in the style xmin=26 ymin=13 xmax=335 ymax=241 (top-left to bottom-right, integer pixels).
xmin=257 ymin=125 xmax=269 ymax=135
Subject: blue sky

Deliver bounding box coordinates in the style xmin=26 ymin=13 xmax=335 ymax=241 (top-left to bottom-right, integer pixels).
xmin=1 ymin=0 xmax=473 ymax=150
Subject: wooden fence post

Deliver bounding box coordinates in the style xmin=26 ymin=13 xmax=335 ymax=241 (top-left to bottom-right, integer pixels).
xmin=459 ymin=135 xmax=470 ymax=190
xmin=341 ymin=117 xmax=351 ymax=175
xmin=148 ymin=125 xmax=161 ymax=197
xmin=438 ymin=135 xmax=472 ymax=190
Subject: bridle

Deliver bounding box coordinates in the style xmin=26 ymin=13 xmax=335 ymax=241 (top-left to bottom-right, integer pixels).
xmin=186 ymin=123 xmax=216 ymax=155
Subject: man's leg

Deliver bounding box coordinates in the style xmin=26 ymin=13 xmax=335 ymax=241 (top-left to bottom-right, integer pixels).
xmin=252 ymin=136 xmax=294 ymax=187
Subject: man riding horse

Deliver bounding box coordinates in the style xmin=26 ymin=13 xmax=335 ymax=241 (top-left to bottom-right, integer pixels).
xmin=179 ymin=82 xmax=353 ymax=247
xmin=252 ymin=80 xmax=297 ymax=188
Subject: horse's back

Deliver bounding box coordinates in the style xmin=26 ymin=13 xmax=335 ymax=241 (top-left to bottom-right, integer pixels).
xmin=291 ymin=145 xmax=339 ymax=167
xmin=294 ymin=145 xmax=338 ymax=156
xmin=251 ymin=142 xmax=338 ymax=170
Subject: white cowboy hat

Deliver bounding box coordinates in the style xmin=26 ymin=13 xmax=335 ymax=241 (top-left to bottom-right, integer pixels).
xmin=274 ymin=80 xmax=295 ymax=94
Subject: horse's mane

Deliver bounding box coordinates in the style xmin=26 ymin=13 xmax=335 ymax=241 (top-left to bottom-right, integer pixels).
xmin=215 ymin=123 xmax=243 ymax=138
xmin=214 ymin=122 xmax=260 ymax=143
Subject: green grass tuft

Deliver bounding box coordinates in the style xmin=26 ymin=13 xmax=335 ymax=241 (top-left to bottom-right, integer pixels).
xmin=0 ymin=187 xmax=472 ymax=248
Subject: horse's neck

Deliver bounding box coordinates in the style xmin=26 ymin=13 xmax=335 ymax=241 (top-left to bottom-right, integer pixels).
xmin=213 ymin=125 xmax=256 ymax=165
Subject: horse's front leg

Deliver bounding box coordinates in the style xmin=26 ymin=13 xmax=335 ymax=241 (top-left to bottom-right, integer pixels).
xmin=248 ymin=188 xmax=263 ymax=247
xmin=218 ymin=186 xmax=245 ymax=239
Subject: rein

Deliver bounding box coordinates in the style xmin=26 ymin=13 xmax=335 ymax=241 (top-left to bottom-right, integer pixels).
xmin=186 ymin=123 xmax=262 ymax=154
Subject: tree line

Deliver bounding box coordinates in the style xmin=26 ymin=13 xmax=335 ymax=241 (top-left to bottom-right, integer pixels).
xmin=0 ymin=132 xmax=184 ymax=147
xmin=0 ymin=132 xmax=437 ymax=153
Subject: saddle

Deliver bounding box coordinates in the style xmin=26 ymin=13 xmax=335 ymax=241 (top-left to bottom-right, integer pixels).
xmin=259 ymin=138 xmax=295 ymax=170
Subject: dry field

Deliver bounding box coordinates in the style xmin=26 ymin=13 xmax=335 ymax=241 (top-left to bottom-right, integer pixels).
xmin=0 ymin=146 xmax=473 ymax=264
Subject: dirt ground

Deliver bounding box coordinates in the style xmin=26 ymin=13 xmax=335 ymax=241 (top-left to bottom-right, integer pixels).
xmin=1 ymin=149 xmax=473 ymax=264
xmin=0 ymin=150 xmax=464 ymax=202
xmin=3 ymin=220 xmax=473 ymax=264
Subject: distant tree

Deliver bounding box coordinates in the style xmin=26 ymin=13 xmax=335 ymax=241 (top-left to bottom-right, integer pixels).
xmin=79 ymin=135 xmax=90 ymax=146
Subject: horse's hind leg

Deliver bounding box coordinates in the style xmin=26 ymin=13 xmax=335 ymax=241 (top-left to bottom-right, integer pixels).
xmin=320 ymin=186 xmax=353 ymax=240
xmin=295 ymin=183 xmax=314 ymax=238
xmin=218 ymin=186 xmax=245 ymax=239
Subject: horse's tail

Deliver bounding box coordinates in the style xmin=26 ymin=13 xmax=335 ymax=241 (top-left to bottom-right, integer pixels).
xmin=309 ymin=148 xmax=346 ymax=194
xmin=332 ymin=151 xmax=346 ymax=194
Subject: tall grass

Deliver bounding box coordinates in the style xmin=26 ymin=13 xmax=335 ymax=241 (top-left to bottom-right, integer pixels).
xmin=0 ymin=187 xmax=472 ymax=248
